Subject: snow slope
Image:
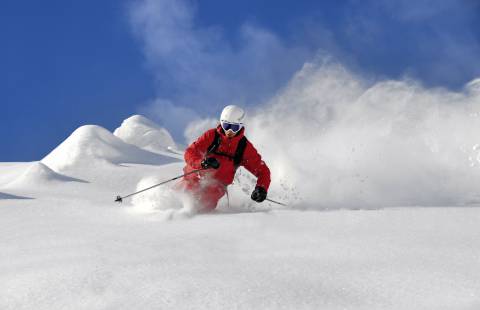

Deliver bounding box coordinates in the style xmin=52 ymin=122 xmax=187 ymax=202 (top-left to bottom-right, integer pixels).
xmin=2 ymin=113 xmax=480 ymax=309
xmin=1 ymin=194 xmax=480 ymax=310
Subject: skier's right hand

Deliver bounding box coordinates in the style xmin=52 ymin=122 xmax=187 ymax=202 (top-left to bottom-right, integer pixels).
xmin=201 ymin=157 xmax=220 ymax=169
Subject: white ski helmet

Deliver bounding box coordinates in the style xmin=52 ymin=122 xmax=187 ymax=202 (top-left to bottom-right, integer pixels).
xmin=220 ymin=105 xmax=245 ymax=126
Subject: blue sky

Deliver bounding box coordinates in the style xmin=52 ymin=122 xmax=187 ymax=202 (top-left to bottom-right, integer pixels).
xmin=2 ymin=0 xmax=480 ymax=161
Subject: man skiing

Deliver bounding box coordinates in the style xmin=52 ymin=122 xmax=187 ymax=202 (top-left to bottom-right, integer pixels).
xmin=180 ymin=105 xmax=271 ymax=211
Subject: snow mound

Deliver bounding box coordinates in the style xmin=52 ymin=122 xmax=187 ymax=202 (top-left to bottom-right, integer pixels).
xmin=5 ymin=162 xmax=85 ymax=188
xmin=114 ymin=115 xmax=177 ymax=153
xmin=42 ymin=125 xmax=174 ymax=172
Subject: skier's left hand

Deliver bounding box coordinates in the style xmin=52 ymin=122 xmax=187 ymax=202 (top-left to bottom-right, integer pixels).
xmin=201 ymin=157 xmax=220 ymax=169
xmin=251 ymin=186 xmax=267 ymax=203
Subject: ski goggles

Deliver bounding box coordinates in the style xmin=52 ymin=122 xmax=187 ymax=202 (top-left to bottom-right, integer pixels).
xmin=221 ymin=121 xmax=242 ymax=133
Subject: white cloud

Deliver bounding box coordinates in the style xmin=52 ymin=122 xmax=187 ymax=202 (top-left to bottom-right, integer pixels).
xmin=183 ymin=117 xmax=217 ymax=144
xmin=128 ymin=0 xmax=312 ymax=141
xmin=137 ymin=98 xmax=199 ymax=139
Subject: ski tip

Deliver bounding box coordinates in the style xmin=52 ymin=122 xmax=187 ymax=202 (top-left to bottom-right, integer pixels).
xmin=115 ymin=195 xmax=123 ymax=203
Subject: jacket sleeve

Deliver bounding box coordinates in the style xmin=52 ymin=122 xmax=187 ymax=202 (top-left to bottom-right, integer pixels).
xmin=184 ymin=129 xmax=216 ymax=169
xmin=241 ymin=141 xmax=271 ymax=191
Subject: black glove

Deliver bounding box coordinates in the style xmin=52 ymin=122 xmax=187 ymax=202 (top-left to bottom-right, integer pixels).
xmin=201 ymin=157 xmax=220 ymax=169
xmin=251 ymin=186 xmax=267 ymax=203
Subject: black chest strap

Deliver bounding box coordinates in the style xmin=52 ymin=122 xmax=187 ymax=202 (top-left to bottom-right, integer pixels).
xmin=207 ymin=130 xmax=248 ymax=167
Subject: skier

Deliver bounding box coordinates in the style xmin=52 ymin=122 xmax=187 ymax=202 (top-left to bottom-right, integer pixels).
xmin=179 ymin=105 xmax=270 ymax=211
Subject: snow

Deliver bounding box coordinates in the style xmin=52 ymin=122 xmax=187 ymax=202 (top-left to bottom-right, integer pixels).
xmin=0 ymin=192 xmax=31 ymax=200
xmin=466 ymin=78 xmax=480 ymax=93
xmin=113 ymin=114 xmax=177 ymax=154
xmin=3 ymin=69 xmax=480 ymax=309
xmin=4 ymin=162 xmax=86 ymax=189
xmin=246 ymin=61 xmax=480 ymax=209
xmin=1 ymin=191 xmax=480 ymax=309
xmin=129 ymin=175 xmax=197 ymax=219
xmin=42 ymin=125 xmax=176 ymax=172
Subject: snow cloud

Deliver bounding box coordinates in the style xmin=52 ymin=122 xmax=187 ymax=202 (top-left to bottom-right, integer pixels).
xmin=128 ymin=0 xmax=311 ymax=139
xmin=247 ymin=59 xmax=480 ymax=208
xmin=130 ymin=176 xmax=196 ymax=220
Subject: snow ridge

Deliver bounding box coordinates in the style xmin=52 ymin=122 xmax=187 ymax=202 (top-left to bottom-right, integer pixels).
xmin=42 ymin=124 xmax=175 ymax=172
xmin=114 ymin=115 xmax=177 ymax=154
xmin=5 ymin=162 xmax=85 ymax=188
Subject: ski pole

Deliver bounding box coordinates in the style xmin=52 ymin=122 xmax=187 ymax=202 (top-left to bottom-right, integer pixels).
xmin=115 ymin=168 xmax=207 ymax=203
xmin=265 ymin=197 xmax=288 ymax=207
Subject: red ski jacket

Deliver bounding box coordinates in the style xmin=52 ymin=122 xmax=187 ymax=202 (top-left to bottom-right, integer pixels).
xmin=184 ymin=125 xmax=271 ymax=190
